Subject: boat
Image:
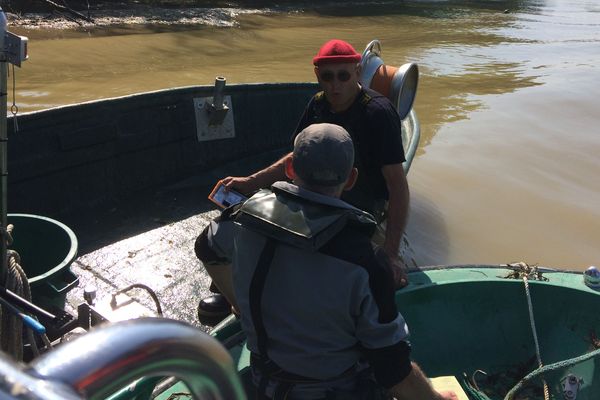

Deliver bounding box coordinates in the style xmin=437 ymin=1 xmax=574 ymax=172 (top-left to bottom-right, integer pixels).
xmin=0 ymin=264 xmax=599 ymax=400
xmin=114 ymin=264 xmax=600 ymax=400
xmin=2 ymin=38 xmax=420 ymax=319
xmin=1 ymin=14 xmax=599 ymax=399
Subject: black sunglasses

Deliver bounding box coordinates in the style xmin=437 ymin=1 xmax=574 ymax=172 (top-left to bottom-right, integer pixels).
xmin=319 ymin=69 xmax=352 ymax=83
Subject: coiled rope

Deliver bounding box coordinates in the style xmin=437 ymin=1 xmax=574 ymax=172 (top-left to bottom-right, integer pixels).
xmin=504 ymin=347 xmax=600 ymax=400
xmin=504 ymin=265 xmax=600 ymax=400
xmin=0 ymin=225 xmax=50 ymax=360
xmin=111 ymin=283 xmax=163 ymax=317
xmin=464 ymin=263 xmax=597 ymax=400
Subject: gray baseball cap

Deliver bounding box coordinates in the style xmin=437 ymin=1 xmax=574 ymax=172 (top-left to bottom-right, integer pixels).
xmin=293 ymin=123 xmax=354 ymax=187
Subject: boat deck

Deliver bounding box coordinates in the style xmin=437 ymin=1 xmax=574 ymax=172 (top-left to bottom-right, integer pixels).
xmin=63 ymin=153 xmax=286 ymax=331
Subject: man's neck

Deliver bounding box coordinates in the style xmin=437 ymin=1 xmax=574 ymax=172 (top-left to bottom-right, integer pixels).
xmin=293 ymin=179 xmax=343 ymax=198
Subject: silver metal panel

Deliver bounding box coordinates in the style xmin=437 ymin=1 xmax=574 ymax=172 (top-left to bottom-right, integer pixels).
xmin=359 ymin=39 xmax=384 ymax=89
xmin=30 ymin=319 xmax=246 ymax=400
xmin=4 ymin=32 xmax=28 ymax=67
xmin=392 ymin=63 xmax=419 ymax=120
xmin=194 ymin=95 xmax=235 ymax=142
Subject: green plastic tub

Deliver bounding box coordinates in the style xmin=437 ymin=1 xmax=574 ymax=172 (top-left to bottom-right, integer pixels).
xmin=6 ymin=214 xmax=79 ymax=310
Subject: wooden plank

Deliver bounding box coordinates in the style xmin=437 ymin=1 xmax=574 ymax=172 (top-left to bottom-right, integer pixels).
xmin=430 ymin=376 xmax=469 ymax=400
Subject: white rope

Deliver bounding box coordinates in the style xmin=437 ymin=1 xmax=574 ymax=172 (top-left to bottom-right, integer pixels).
xmin=522 ymin=276 xmax=550 ymax=400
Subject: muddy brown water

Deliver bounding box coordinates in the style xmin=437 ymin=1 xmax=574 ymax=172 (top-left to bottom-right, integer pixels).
xmin=10 ymin=0 xmax=600 ymax=270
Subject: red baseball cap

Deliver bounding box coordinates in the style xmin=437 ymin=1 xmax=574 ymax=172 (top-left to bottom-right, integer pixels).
xmin=313 ymin=39 xmax=361 ymax=66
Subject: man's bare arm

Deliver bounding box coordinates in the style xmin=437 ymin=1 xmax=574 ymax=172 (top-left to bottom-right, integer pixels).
xmin=389 ymin=363 xmax=457 ymax=400
xmin=221 ymin=152 xmax=292 ymax=195
xmin=381 ymin=163 xmax=409 ymax=258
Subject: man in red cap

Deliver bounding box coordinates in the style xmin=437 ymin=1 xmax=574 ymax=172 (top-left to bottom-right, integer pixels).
xmin=197 ymin=39 xmax=410 ymax=319
xmin=299 ymin=38 xmax=409 ymax=268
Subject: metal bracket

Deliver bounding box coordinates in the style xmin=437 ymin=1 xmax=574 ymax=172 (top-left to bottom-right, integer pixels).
xmin=4 ymin=32 xmax=28 ymax=67
xmin=194 ymin=95 xmax=235 ymax=142
xmin=77 ymin=292 xmax=156 ymax=329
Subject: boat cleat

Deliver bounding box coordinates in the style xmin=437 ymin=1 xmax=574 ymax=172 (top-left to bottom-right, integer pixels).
xmin=194 ymin=76 xmax=236 ymax=141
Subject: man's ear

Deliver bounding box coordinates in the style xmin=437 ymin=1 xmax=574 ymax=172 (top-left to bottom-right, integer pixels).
xmin=343 ymin=168 xmax=358 ymax=191
xmin=314 ymin=66 xmax=321 ymax=82
xmin=284 ymin=157 xmax=296 ymax=180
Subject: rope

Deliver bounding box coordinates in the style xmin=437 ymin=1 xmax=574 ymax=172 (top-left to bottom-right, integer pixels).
xmin=504 ymin=347 xmax=600 ymax=400
xmin=466 ymin=263 xmax=595 ymax=400
xmin=1 ymin=251 xmax=25 ymax=360
xmin=503 ymin=276 xmax=550 ymax=400
xmin=461 ymin=376 xmax=493 ymax=400
xmin=111 ymin=283 xmax=163 ymax=316
xmin=523 ymin=276 xmax=550 ymax=400
xmin=0 ymin=225 xmax=50 ymax=360
xmin=10 ymin=64 xmax=19 ymax=133
xmin=461 ymin=371 xmax=493 ymax=400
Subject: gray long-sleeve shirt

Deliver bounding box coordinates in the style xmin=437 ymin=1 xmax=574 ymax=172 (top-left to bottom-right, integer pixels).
xmin=209 ymin=181 xmax=410 ymax=387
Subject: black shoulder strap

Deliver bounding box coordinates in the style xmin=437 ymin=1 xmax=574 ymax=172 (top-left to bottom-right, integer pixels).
xmin=249 ymin=238 xmax=276 ymax=356
xmin=248 ymin=239 xmax=277 ymax=399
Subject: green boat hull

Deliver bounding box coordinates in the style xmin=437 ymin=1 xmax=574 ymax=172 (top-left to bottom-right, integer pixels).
xmin=2 ymin=265 xmax=594 ymax=400
xmin=146 ymin=265 xmax=599 ymax=400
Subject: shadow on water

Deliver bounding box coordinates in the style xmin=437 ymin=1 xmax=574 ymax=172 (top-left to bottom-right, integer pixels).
xmin=407 ymin=192 xmax=451 ymax=266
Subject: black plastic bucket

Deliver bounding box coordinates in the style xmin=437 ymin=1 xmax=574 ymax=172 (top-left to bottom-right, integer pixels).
xmin=6 ymin=214 xmax=79 ymax=310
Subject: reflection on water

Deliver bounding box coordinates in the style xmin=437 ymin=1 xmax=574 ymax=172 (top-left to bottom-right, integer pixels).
xmin=10 ymin=0 xmax=600 ymax=270
xmin=12 ymin=2 xmax=539 ymax=114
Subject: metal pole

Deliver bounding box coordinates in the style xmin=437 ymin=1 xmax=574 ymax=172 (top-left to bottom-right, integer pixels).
xmin=0 ymin=9 xmax=8 ymax=287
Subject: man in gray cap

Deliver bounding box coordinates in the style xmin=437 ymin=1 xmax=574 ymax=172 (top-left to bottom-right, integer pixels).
xmin=197 ymin=123 xmax=455 ymax=400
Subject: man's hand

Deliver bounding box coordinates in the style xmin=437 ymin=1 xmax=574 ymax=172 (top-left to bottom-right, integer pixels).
xmin=218 ymin=152 xmax=291 ymax=196
xmin=380 ymin=247 xmax=409 ymax=289
xmin=388 ymin=254 xmax=409 ymax=289
xmin=389 ymin=363 xmax=459 ymax=400
xmin=437 ymin=390 xmax=459 ymax=400
xmin=221 ymin=176 xmax=258 ymax=196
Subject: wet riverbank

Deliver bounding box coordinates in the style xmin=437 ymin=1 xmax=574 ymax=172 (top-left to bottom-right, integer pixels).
xmin=7 ymin=1 xmax=369 ymax=31
xmin=7 ymin=4 xmax=273 ymax=31
xmin=7 ymin=1 xmax=515 ymax=32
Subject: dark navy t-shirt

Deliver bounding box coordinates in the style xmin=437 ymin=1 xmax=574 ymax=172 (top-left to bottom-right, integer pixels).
xmin=293 ymin=87 xmax=406 ymax=216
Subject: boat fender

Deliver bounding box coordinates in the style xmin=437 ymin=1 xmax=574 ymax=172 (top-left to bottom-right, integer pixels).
xmin=359 ymin=40 xmax=419 ymax=120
